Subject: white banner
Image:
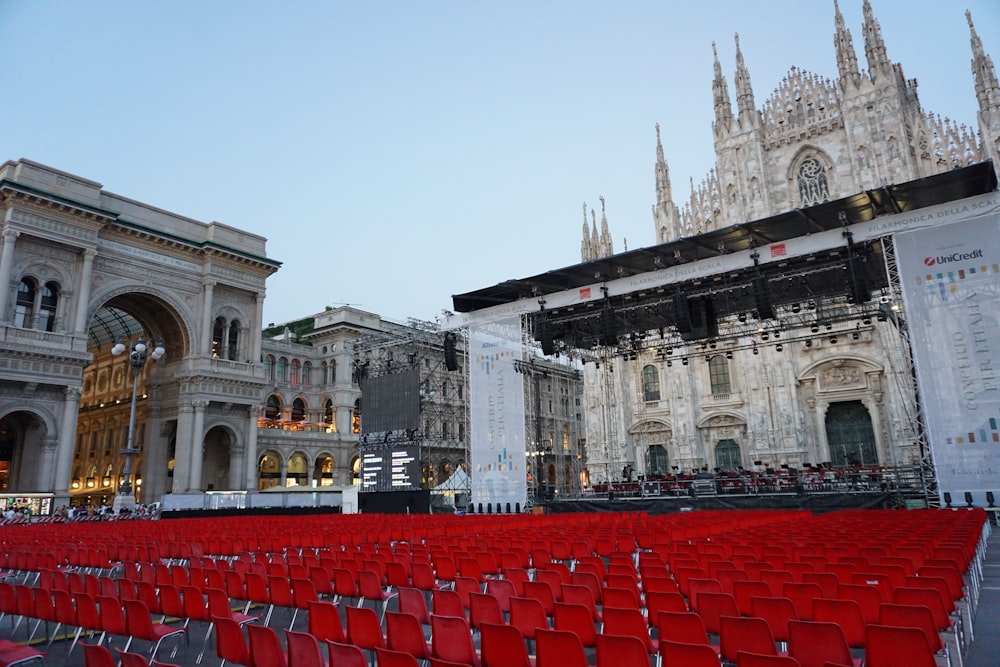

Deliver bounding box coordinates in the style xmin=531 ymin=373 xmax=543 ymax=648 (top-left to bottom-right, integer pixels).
xmin=469 ymin=317 xmax=527 ymax=511
xmin=895 ymin=210 xmax=1000 ymax=507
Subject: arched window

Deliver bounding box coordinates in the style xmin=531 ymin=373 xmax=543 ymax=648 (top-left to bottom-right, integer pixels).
xmin=642 ymin=364 xmax=661 ymax=402
xmin=264 ymin=355 xmax=275 ymax=381
xmin=291 ymin=398 xmax=306 ymax=423
xmin=330 ymin=360 xmax=336 ymax=384
xmin=797 ymin=157 xmax=830 ymax=206
xmin=212 ymin=317 xmax=225 ymax=358
xmin=290 ymin=359 xmax=301 ymax=385
xmin=38 ymin=281 xmax=58 ymax=332
xmin=708 ymin=356 xmax=731 ymax=395
xmin=264 ymin=394 xmax=282 ymax=422
xmin=302 ymin=361 xmax=311 ymax=386
xmin=321 ymin=361 xmax=328 ymax=385
xmin=352 ymin=399 xmax=361 ymax=434
xmin=14 ymin=278 xmax=35 ymax=328
xmin=227 ymin=320 xmax=240 ymax=360
xmin=277 ymin=357 xmax=288 ymax=382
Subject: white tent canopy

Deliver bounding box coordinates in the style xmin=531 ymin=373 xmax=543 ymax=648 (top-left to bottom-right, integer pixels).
xmin=433 ymin=466 xmax=470 ymax=493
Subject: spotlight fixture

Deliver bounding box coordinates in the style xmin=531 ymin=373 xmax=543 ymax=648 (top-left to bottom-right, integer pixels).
xmin=791 ymin=303 xmax=801 ymax=313
xmin=738 ymin=313 xmax=747 ymax=323
xmin=725 ymin=351 xmax=733 ymax=360
xmin=810 ymin=324 xmax=819 ymax=333
xmin=852 ymin=332 xmax=860 ymax=340
xmin=862 ymin=317 xmax=872 ymax=325
xmin=761 ymin=333 xmax=769 ymax=341
xmin=943 ymin=492 xmax=952 ymax=507
xmin=773 ymin=331 xmax=780 ymax=338
xmin=666 ymin=347 xmax=673 ymax=355
xmin=666 ymin=360 xmax=672 ymax=367
xmin=705 ymin=355 xmax=711 ymax=362
xmin=709 ymin=341 xmax=717 ymax=349
xmin=825 ymin=322 xmax=833 ymax=331
xmin=965 ymin=491 xmax=974 ymax=507
xmin=830 ymin=336 xmax=838 ymax=344
xmin=752 ymin=346 xmax=759 ymax=355
xmin=804 ymin=340 xmax=813 ymax=348
xmin=987 ymin=491 xmax=995 ymax=507
xmin=682 ymin=358 xmax=689 ymax=366
xmin=775 ymin=344 xmax=783 ymax=352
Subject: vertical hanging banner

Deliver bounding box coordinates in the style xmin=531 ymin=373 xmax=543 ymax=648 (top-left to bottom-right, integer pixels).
xmin=469 ymin=316 xmax=526 ymax=511
xmin=895 ymin=210 xmax=1000 ymax=507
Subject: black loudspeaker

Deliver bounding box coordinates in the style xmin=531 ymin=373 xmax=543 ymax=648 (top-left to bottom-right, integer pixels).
xmin=599 ymin=307 xmax=618 ymax=347
xmin=674 ymin=292 xmax=693 ymax=333
xmin=679 ymin=296 xmax=718 ymax=341
xmin=444 ymin=332 xmax=458 ymax=371
xmin=539 ymin=323 xmax=555 ymax=356
xmin=753 ymin=276 xmax=775 ymax=320
xmin=847 ymin=254 xmax=872 ymax=304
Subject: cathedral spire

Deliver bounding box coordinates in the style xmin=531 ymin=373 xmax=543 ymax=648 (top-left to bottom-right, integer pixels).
xmin=712 ymin=42 xmax=734 ymax=133
xmin=968 ymin=10 xmax=1000 ymax=115
xmin=861 ymin=0 xmax=891 ymax=80
xmin=654 ymin=123 xmax=673 ymax=207
xmin=833 ymin=0 xmax=861 ymax=89
xmin=733 ymin=33 xmax=757 ymax=124
xmin=580 ymin=202 xmax=593 ymax=261
xmin=599 ymin=196 xmax=614 ymax=256
xmin=590 ymin=209 xmax=599 ymax=257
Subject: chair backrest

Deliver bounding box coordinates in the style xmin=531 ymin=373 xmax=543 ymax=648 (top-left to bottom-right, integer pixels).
xmin=397 ymin=586 xmax=431 ymax=625
xmin=655 ymin=611 xmax=710 ymax=645
xmin=749 ymin=596 xmax=797 ymax=642
xmin=247 ymin=623 xmax=288 ymax=667
xmin=480 ymin=622 xmax=533 ymax=667
xmin=601 ymin=586 xmax=640 ymax=610
xmin=811 ymin=598 xmax=866 ymax=648
xmin=430 ymin=614 xmax=479 ymax=666
xmin=595 ymin=633 xmax=652 ymax=667
xmin=307 ymin=600 xmax=344 ymax=643
xmin=601 ymin=606 xmax=654 ymax=653
xmin=893 ymin=587 xmax=950 ymax=629
xmin=212 ymin=615 xmax=251 ymax=666
xmin=374 ymin=647 xmax=421 ymax=667
xmin=81 ymin=643 xmax=117 ymax=667
xmin=864 ymin=624 xmax=937 ymax=667
xmin=431 ymin=588 xmax=465 ymax=619
xmin=345 ymin=605 xmax=385 ymax=651
xmin=836 ymin=583 xmax=882 ymax=625
xmin=781 ymin=582 xmax=823 ymax=621
xmin=735 ymin=651 xmax=803 ymax=667
xmin=385 ymin=611 xmax=430 ymax=659
xmin=509 ymin=595 xmax=548 ymax=641
xmin=285 ymin=629 xmax=325 ymax=667
xmin=719 ymin=615 xmax=777 ymax=663
xmin=787 ymin=620 xmax=854 ymax=667
xmin=117 ymin=649 xmax=152 ymax=667
xmin=325 ymin=640 xmax=369 ymax=667
xmin=485 ymin=577 xmax=517 ymax=614
xmin=695 ymin=592 xmax=740 ymax=635
xmin=733 ymin=580 xmax=771 ymax=616
xmin=660 ymin=639 xmax=725 ymax=667
xmin=469 ymin=592 xmax=504 ymax=629
xmin=552 ymin=602 xmax=598 ymax=647
xmin=535 ymin=628 xmax=590 ymax=667
xmin=877 ymin=603 xmax=942 ymax=651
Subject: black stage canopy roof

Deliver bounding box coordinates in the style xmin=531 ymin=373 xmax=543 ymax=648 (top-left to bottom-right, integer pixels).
xmin=453 ymin=161 xmax=998 ymax=314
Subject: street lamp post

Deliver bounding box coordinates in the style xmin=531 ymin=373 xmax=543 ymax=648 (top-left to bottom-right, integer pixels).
xmin=111 ymin=335 xmax=165 ymax=513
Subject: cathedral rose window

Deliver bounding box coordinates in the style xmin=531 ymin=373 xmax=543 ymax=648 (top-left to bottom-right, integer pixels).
xmin=797 ymin=157 xmax=830 ymax=206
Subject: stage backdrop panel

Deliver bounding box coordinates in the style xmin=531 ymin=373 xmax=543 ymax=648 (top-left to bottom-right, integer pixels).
xmin=469 ymin=316 xmax=526 ymax=511
xmin=895 ymin=210 xmax=1000 ymax=507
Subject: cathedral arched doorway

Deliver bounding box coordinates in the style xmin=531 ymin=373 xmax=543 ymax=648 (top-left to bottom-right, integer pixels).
xmin=314 ymin=454 xmax=334 ymax=487
xmin=647 ymin=444 xmax=669 ymax=477
xmin=0 ymin=411 xmax=47 ymax=492
xmin=629 ymin=419 xmax=672 ymax=478
xmin=202 ymin=425 xmax=235 ymax=491
xmin=715 ymin=439 xmax=742 ymax=471
xmin=825 ymin=401 xmax=878 ymax=466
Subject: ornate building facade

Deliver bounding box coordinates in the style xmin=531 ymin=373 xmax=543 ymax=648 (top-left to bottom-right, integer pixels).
xmin=580 ymin=2 xmax=1000 ymax=483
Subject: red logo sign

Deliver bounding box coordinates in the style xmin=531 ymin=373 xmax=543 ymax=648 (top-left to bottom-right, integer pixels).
xmin=924 ymin=257 xmax=936 ymax=266
xmin=770 ymin=244 xmax=786 ymax=258
xmin=579 ymin=287 xmax=591 ymax=299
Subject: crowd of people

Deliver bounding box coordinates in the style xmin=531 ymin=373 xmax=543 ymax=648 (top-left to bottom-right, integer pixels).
xmin=0 ymin=502 xmax=161 ymax=524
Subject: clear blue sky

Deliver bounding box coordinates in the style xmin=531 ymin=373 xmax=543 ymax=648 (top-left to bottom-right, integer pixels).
xmin=2 ymin=1 xmax=996 ymax=327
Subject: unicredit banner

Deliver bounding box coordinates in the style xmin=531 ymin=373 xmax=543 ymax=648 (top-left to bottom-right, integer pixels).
xmin=895 ymin=210 xmax=1000 ymax=507
xmin=469 ymin=316 xmax=527 ymax=511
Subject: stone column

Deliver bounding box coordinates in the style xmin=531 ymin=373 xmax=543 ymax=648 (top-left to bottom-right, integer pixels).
xmin=38 ymin=435 xmax=59 ymax=492
xmin=251 ymin=295 xmax=264 ymax=363
xmin=73 ymin=249 xmax=97 ymax=334
xmin=229 ymin=441 xmax=245 ymax=490
xmin=141 ymin=406 xmax=164 ymax=503
xmin=0 ymin=229 xmax=19 ymax=322
xmin=54 ymin=387 xmax=82 ymax=500
xmin=245 ymin=407 xmax=259 ymax=490
xmin=188 ymin=400 xmax=208 ymax=491
xmin=201 ymin=282 xmax=215 ymax=356
xmin=172 ymin=401 xmax=194 ymax=493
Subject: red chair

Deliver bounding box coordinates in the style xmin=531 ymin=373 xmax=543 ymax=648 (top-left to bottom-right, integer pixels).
xmin=0 ymin=639 xmax=44 ymax=667
xmin=469 ymin=592 xmax=504 ymax=632
xmin=375 ymin=647 xmax=421 ymax=667
xmin=601 ymin=605 xmax=656 ymax=656
xmin=96 ymin=594 xmax=132 ymax=650
xmin=688 ymin=578 xmax=724 ymax=610
xmin=749 ymin=597 xmax=797 ymax=648
xmin=285 ymin=629 xmax=325 ymax=667
xmin=877 ymin=603 xmax=949 ymax=665
xmin=535 ymin=628 xmax=588 ymax=667
xmin=552 ymin=602 xmax=597 ymax=649
xmin=786 ymin=620 xmax=861 ymax=667
xmin=736 ymin=652 xmax=802 ymax=667
xmin=719 ymin=615 xmax=779 ymax=664
xmin=659 ymin=639 xmax=723 ymax=667
xmin=595 ymin=632 xmax=650 ymax=667
xmin=864 ymin=624 xmax=937 ymax=667
xmin=288 ymin=578 xmax=320 ymax=631
xmin=118 ymin=648 xmax=153 ymax=667
xmin=385 ymin=611 xmax=432 ymax=662
xmin=694 ymin=592 xmax=739 ymax=636
xmin=479 ymin=622 xmax=533 ymax=667
xmin=836 ymin=583 xmax=881 ymax=626
xmin=325 ymin=640 xmax=368 ymax=667
xmin=810 ymin=598 xmax=865 ymax=648
xmin=359 ymin=569 xmax=398 ymax=623
xmin=123 ymin=599 xmax=187 ymax=662
xmin=397 ymin=587 xmax=432 ymax=627
xmin=432 ymin=589 xmax=465 ymax=619
xmin=509 ymin=596 xmax=548 ymax=648
xmin=601 ymin=586 xmax=640 ymax=611
xmin=733 ymin=581 xmax=771 ymax=616
xmin=655 ymin=611 xmax=716 ymax=652
xmin=307 ymin=600 xmax=344 ymax=644
xmin=430 ymin=614 xmax=480 ymax=667
xmin=82 ymin=642 xmax=117 ymax=667
xmin=211 ymin=615 xmax=252 ymax=667
xmin=247 ymin=623 xmax=287 ymax=667
xmin=346 ymin=604 xmax=386 ymax=660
